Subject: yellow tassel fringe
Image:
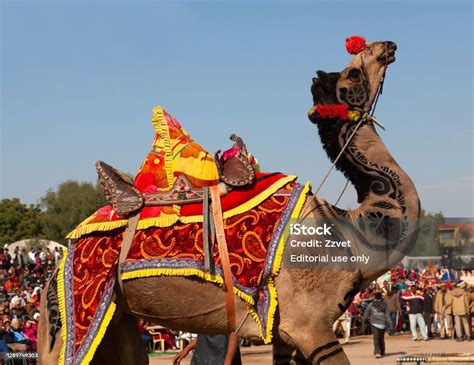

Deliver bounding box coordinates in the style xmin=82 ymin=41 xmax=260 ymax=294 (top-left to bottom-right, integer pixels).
xmin=80 ymin=302 xmax=117 ymax=365
xmin=57 ymin=250 xmax=68 ymax=365
xmin=263 ymin=182 xmax=311 ymax=343
xmin=152 ymin=106 xmax=175 ymax=189
xmin=66 ymin=221 xmax=128 ymax=239
xmin=272 ymin=182 xmax=311 ymax=277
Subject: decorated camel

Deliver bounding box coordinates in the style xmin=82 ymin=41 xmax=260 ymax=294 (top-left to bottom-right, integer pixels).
xmin=38 ymin=37 xmax=420 ymax=365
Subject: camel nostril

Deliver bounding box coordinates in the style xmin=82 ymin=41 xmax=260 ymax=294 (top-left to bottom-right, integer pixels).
xmin=386 ymin=41 xmax=397 ymax=51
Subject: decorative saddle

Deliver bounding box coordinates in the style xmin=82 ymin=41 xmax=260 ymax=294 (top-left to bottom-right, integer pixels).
xmin=96 ymin=106 xmax=257 ymax=216
xmin=94 ymin=105 xmax=262 ymax=337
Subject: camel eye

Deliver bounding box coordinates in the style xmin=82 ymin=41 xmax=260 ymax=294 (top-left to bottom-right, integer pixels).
xmin=347 ymin=68 xmax=361 ymax=80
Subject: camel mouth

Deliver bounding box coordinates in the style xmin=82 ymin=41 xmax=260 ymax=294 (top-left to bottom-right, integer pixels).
xmin=377 ymin=41 xmax=397 ymax=65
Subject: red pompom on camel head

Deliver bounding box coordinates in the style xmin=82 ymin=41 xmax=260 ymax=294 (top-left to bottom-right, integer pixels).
xmin=311 ymin=37 xmax=397 ymax=113
xmin=345 ymin=36 xmax=367 ymax=55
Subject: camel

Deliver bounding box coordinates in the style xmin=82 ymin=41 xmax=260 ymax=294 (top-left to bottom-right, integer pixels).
xmin=38 ymin=38 xmax=420 ymax=365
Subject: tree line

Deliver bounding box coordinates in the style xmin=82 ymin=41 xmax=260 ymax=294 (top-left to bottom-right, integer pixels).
xmin=0 ymin=181 xmax=106 ymax=245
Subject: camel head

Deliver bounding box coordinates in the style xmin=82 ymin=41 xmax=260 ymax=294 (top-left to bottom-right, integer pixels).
xmin=311 ymin=37 xmax=397 ymax=113
xmin=307 ymin=37 xmax=420 ymax=284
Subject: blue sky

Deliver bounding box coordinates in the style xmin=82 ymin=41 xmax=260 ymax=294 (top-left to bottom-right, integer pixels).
xmin=1 ymin=1 xmax=473 ymax=217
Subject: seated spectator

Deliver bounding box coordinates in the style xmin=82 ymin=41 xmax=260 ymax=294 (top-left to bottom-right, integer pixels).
xmin=13 ymin=301 xmax=28 ymax=319
xmin=0 ymin=321 xmax=10 ymax=353
xmin=24 ymin=303 xmax=36 ymax=318
xmin=146 ymin=323 xmax=177 ymax=350
xmin=3 ymin=278 xmax=14 ymax=293
xmin=2 ymin=319 xmax=17 ymax=352
xmin=30 ymin=292 xmax=40 ymax=307
xmin=22 ymin=317 xmax=38 ymax=350
xmin=8 ymin=318 xmax=29 ymax=351
xmin=138 ymin=319 xmax=152 ymax=351
xmin=2 ymin=306 xmax=10 ymax=320
xmin=161 ymin=328 xmax=178 ymax=350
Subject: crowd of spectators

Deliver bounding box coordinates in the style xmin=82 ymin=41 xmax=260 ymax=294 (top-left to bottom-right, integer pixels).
xmin=0 ymin=243 xmax=472 ymax=360
xmin=335 ymin=264 xmax=474 ymax=345
xmin=0 ymin=245 xmax=63 ymax=358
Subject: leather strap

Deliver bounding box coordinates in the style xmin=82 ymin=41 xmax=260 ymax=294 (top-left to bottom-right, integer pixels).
xmin=117 ymin=212 xmax=140 ymax=292
xmin=202 ymin=187 xmax=211 ymax=272
xmin=209 ymin=185 xmax=236 ymax=332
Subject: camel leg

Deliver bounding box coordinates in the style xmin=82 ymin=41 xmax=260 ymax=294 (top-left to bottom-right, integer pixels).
xmin=277 ymin=306 xmax=349 ymax=365
xmin=272 ymin=325 xmax=307 ymax=365
xmin=91 ymin=312 xmax=148 ymax=365
xmin=275 ymin=269 xmax=357 ymax=365
xmin=38 ymin=270 xmax=62 ymax=365
xmin=38 ymin=269 xmax=147 ymax=365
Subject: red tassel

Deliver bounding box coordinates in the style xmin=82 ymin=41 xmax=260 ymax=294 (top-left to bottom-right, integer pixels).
xmin=346 ymin=36 xmax=367 ymax=55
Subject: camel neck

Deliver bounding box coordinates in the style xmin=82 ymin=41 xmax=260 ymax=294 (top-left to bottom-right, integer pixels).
xmin=309 ymin=112 xmax=420 ymax=276
xmin=310 ymin=114 xmax=416 ymax=215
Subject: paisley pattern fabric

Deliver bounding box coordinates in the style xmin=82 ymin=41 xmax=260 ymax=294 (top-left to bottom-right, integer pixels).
xmin=57 ymin=180 xmax=310 ymax=365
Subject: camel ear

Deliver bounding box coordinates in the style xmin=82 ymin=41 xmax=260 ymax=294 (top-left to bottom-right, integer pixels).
xmin=316 ymin=70 xmax=330 ymax=85
xmin=311 ymin=70 xmax=340 ymax=105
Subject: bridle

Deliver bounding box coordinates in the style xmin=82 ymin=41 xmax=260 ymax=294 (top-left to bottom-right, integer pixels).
xmin=368 ymin=42 xmax=390 ymax=117
xmin=359 ymin=41 xmax=389 ymax=117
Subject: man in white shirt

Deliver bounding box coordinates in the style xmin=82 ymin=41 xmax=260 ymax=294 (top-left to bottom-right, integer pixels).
xmin=10 ymin=289 xmax=25 ymax=309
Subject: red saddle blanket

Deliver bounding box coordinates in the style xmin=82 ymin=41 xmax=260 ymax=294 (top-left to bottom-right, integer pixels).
xmin=57 ymin=174 xmax=310 ymax=365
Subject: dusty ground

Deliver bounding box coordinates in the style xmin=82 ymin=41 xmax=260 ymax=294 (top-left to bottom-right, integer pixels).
xmin=149 ymin=333 xmax=473 ymax=364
